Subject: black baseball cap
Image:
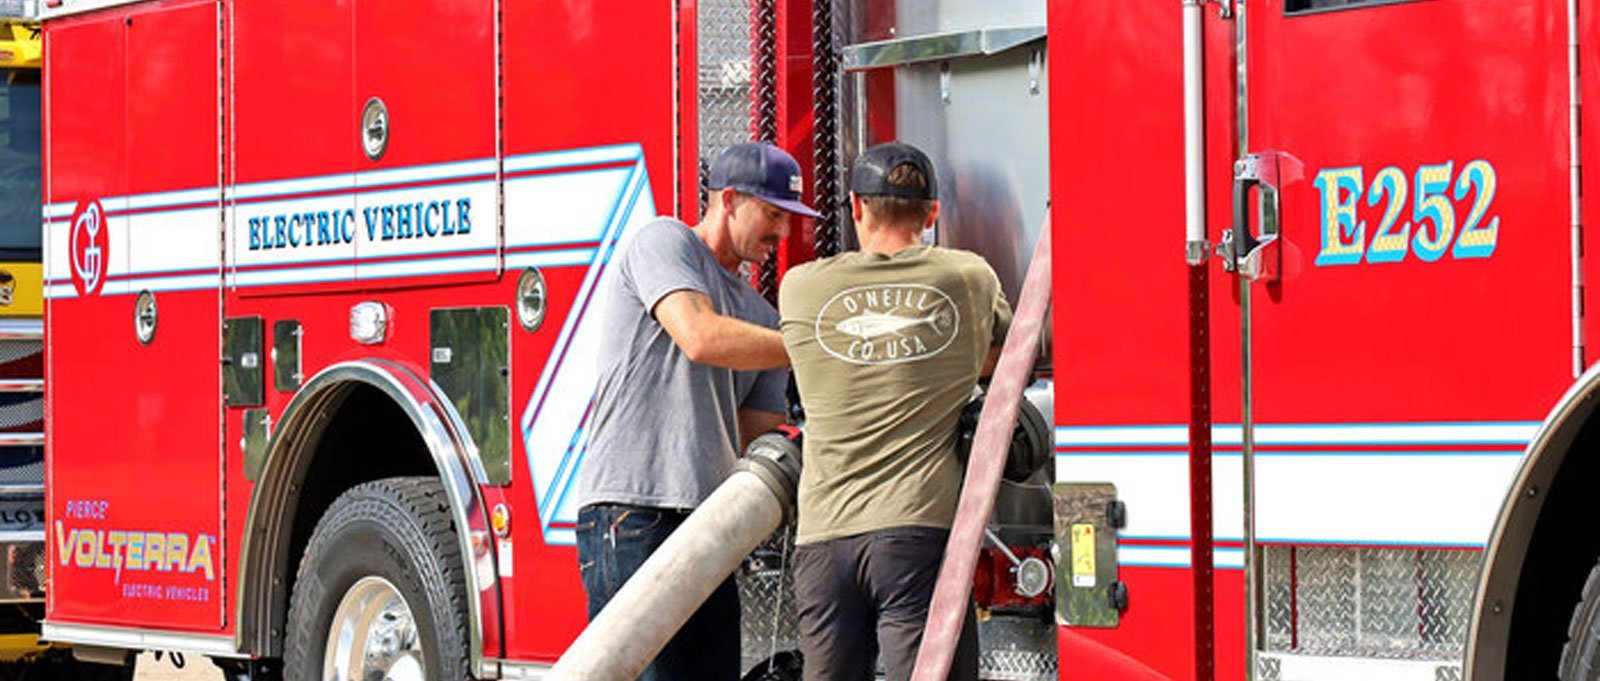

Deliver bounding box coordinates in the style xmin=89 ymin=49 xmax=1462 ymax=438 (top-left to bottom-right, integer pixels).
xmin=708 ymin=142 xmax=821 ymax=218
xmin=850 ymin=142 xmax=937 ymax=200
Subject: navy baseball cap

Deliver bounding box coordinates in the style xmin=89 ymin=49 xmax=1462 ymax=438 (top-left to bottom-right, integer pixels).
xmin=850 ymin=142 xmax=937 ymax=200
xmin=708 ymin=142 xmax=821 ymax=218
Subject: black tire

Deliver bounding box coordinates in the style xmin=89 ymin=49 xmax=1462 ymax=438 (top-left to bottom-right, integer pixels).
xmin=1562 ymin=558 xmax=1600 ymax=680
xmin=284 ymin=477 xmax=470 ymax=681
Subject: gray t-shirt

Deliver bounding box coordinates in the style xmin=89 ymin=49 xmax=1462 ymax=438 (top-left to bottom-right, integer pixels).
xmin=576 ymin=218 xmax=787 ymax=511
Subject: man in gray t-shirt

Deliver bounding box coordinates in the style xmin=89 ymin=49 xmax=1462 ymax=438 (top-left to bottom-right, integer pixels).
xmin=574 ymin=142 xmax=817 ymax=681
xmin=578 ymin=217 xmax=787 ymax=509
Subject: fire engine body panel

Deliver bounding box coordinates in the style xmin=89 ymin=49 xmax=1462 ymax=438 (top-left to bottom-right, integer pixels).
xmin=43 ymin=0 xmax=680 ymax=672
xmin=1055 ymin=1 xmax=1597 ymax=680
xmin=1241 ymin=9 xmax=1571 ymax=680
xmin=34 ymin=0 xmax=1600 ymax=680
xmin=46 ymin=0 xmax=223 ymax=635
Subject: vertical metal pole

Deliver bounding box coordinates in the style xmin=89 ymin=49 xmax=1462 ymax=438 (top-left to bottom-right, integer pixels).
xmin=674 ymin=0 xmax=683 ymax=219
xmin=810 ymin=0 xmax=842 ymax=259
xmin=217 ymin=0 xmax=232 ymax=634
xmin=753 ymin=0 xmax=781 ymax=302
xmin=1234 ymin=0 xmax=1259 ymax=679
xmin=494 ymin=0 xmax=504 ymax=278
xmin=1190 ymin=261 xmax=1218 ymax=681
xmin=1181 ymin=3 xmax=1217 ymax=681
xmin=1570 ymin=0 xmax=1585 ymax=376
xmin=753 ymin=0 xmax=779 ymax=145
xmin=1183 ymin=0 xmax=1208 ymax=264
xmin=1240 ymin=275 xmax=1259 ymax=681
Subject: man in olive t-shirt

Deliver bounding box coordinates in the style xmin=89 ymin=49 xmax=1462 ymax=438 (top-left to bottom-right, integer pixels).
xmin=779 ymin=142 xmax=1011 ymax=681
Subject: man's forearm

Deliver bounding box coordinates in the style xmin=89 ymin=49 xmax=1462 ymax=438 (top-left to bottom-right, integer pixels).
xmin=685 ymin=316 xmax=789 ymax=371
xmin=655 ymin=289 xmax=790 ymax=370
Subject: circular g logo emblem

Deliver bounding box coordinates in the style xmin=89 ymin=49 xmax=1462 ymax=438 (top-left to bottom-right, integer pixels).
xmin=69 ymin=199 xmax=108 ymax=297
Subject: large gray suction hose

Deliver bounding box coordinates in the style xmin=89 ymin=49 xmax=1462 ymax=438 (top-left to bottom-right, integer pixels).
xmin=548 ymin=430 xmax=803 ymax=681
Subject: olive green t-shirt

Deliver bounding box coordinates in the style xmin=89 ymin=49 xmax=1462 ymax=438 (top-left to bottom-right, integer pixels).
xmin=779 ymin=245 xmax=1012 ymax=545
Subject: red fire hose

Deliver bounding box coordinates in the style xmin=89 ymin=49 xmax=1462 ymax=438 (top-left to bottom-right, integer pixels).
xmin=912 ymin=216 xmax=1053 ymax=681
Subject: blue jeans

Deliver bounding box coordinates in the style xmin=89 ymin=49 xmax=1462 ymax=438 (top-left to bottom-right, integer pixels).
xmin=576 ymin=503 xmax=741 ymax=681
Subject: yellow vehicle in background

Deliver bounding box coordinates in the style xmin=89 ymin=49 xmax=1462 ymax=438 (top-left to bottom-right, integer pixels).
xmin=0 ymin=8 xmax=42 ymax=321
xmin=0 ymin=13 xmax=41 ymax=313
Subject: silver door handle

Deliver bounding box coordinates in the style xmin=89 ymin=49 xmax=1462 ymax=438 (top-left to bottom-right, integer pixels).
xmin=1223 ymin=153 xmax=1281 ymax=283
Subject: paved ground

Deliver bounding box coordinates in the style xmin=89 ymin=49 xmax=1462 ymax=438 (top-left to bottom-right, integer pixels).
xmin=132 ymin=652 xmax=224 ymax=681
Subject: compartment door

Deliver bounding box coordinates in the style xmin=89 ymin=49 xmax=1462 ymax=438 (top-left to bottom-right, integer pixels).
xmin=1232 ymin=0 xmax=1569 ymax=673
xmin=47 ymin=0 xmax=225 ymax=630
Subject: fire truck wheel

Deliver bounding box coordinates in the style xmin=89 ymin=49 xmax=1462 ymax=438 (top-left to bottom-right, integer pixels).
xmin=284 ymin=477 xmax=470 ymax=681
xmin=1562 ymin=558 xmax=1600 ymax=680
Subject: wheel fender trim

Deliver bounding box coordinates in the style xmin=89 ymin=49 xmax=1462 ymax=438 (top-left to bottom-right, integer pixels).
xmin=1468 ymin=362 xmax=1600 ymax=680
xmin=234 ymin=359 xmax=498 ymax=669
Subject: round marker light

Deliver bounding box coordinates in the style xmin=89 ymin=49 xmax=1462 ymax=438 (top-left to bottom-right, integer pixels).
xmin=134 ymin=290 xmax=157 ymax=345
xmin=361 ymin=97 xmax=389 ymax=161
xmin=490 ymin=503 xmax=511 ymax=538
xmin=516 ymin=268 xmax=547 ymax=332
xmin=349 ymin=301 xmax=390 ymax=345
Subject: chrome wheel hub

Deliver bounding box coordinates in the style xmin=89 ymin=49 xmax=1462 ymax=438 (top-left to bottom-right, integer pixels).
xmin=324 ymin=576 xmax=425 ymax=681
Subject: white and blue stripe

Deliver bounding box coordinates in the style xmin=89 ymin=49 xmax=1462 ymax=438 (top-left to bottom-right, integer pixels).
xmin=46 ymin=144 xmax=653 ymax=298
xmin=1057 ymin=421 xmax=1537 ymax=561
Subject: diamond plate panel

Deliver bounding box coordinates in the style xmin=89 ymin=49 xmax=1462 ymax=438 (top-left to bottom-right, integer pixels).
xmin=1262 ymin=546 xmax=1477 ymax=660
xmin=975 ymin=617 xmax=1058 ymax=681
xmin=1258 ymin=656 xmax=1283 ymax=681
xmin=977 ymin=649 xmax=1057 ymax=681
xmin=699 ymin=0 xmax=755 ymax=183
xmin=0 ymin=457 xmax=39 ymax=485
xmin=0 ymin=395 xmax=40 ymax=430
xmin=0 ymin=339 xmax=39 ymax=366
xmin=739 ymin=523 xmax=800 ymax=676
xmin=0 ymin=393 xmax=37 ymax=430
xmin=1418 ymin=550 xmax=1476 ymax=654
xmin=1262 ymin=546 xmax=1294 ymax=651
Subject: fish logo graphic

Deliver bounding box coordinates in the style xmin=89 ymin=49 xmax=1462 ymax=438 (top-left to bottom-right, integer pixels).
xmin=816 ymin=284 xmax=958 ymax=365
xmin=834 ymin=310 xmax=951 ymax=339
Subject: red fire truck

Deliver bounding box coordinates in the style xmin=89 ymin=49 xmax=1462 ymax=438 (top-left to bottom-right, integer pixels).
xmin=30 ymin=0 xmax=1600 ymax=680
xmin=1059 ymin=1 xmax=1600 ymax=681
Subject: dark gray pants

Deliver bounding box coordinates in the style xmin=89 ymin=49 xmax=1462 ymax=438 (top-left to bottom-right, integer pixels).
xmin=793 ymin=526 xmax=979 ymax=681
